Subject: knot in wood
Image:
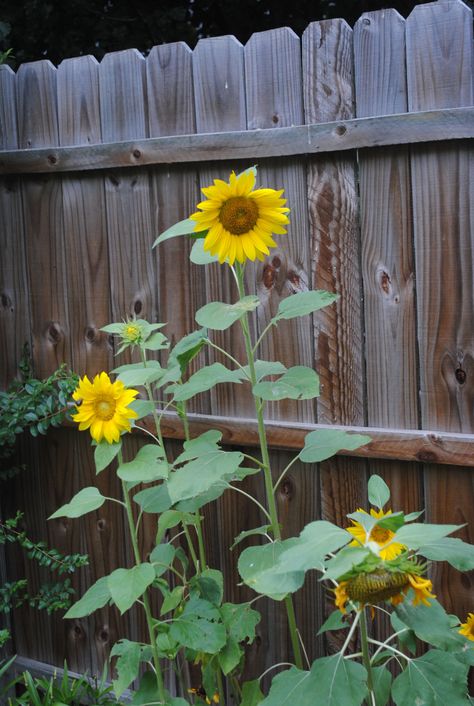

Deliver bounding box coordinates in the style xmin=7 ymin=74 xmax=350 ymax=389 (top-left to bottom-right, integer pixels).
xmin=455 ymin=367 xmax=466 ymax=385
xmin=47 ymin=322 xmax=62 ymax=344
xmin=1 ymin=292 xmax=12 ymax=310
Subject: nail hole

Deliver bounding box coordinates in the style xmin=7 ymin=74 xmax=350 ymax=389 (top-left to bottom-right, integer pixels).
xmin=272 ymin=115 xmax=279 ymax=124
xmin=133 ymin=149 xmax=141 ymax=159
xmin=47 ymin=154 xmax=57 ymax=165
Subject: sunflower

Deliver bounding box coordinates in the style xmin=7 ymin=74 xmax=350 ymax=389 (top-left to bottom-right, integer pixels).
xmin=72 ymin=372 xmax=138 ymax=444
xmin=189 ymin=170 xmax=290 ymax=265
xmin=459 ymin=613 xmax=474 ymax=641
xmin=334 ymin=570 xmax=435 ymax=613
xmin=347 ymin=508 xmax=406 ymax=560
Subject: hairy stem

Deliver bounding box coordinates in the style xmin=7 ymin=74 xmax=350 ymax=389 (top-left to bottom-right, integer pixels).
xmin=234 ymin=262 xmax=303 ymax=670
xmin=120 ymin=468 xmax=166 ymax=703
xmin=359 ymin=608 xmax=375 ymax=704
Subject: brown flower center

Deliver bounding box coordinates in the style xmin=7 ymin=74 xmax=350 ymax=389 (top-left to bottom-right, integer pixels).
xmin=370 ymin=525 xmax=391 ymax=544
xmin=94 ymin=398 xmax=116 ymax=421
xmin=219 ymin=197 xmax=258 ymax=235
xmin=347 ymin=570 xmax=409 ymax=604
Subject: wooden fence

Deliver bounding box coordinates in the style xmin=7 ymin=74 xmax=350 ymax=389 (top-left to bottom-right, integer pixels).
xmin=1 ymin=0 xmax=474 ymax=683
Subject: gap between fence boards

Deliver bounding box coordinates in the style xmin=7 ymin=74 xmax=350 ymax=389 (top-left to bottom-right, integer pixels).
xmin=134 ymin=411 xmax=474 ymax=467
xmin=0 ymin=107 xmax=472 ymax=175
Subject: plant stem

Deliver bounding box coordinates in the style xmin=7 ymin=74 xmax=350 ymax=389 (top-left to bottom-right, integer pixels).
xmin=177 ymin=399 xmax=207 ymax=571
xmin=120 ymin=468 xmax=166 ymax=703
xmin=139 ymin=348 xmax=167 ymax=458
xmin=234 ymin=262 xmax=303 ymax=670
xmin=359 ymin=608 xmax=375 ymax=704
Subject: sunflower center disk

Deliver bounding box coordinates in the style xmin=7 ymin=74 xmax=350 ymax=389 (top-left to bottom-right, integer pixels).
xmin=370 ymin=526 xmax=391 ymax=544
xmin=347 ymin=570 xmax=409 ymax=604
xmin=219 ymin=197 xmax=259 ymax=235
xmin=94 ymin=398 xmax=116 ymax=421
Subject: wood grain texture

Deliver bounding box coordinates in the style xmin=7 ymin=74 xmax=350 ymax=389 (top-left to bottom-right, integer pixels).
xmin=407 ymin=0 xmax=474 ymax=615
xmin=246 ymin=27 xmax=314 ymax=423
xmin=16 ymin=61 xmax=71 ymax=378
xmin=354 ymin=11 xmax=422 ymax=507
xmin=146 ymin=43 xmax=207 ymax=414
xmin=192 ymin=36 xmax=253 ymax=417
xmin=303 ymin=19 xmax=366 ymax=654
xmin=2 ymin=108 xmax=473 ymax=175
xmin=58 ymin=55 xmax=111 ymax=377
xmin=0 ymin=66 xmax=31 ymax=387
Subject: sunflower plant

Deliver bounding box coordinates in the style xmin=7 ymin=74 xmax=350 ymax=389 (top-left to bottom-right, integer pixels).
xmin=49 ymin=167 xmax=474 ymax=706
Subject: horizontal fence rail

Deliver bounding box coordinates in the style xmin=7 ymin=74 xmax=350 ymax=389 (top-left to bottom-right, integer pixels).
xmin=1 ymin=107 xmax=473 ymax=174
xmin=148 ymin=412 xmax=474 ymax=467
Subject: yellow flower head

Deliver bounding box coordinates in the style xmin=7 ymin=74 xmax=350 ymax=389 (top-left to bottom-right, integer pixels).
xmin=334 ymin=581 xmax=350 ymax=614
xmin=72 ymin=372 xmax=138 ymax=444
xmin=334 ymin=570 xmax=435 ymax=613
xmin=459 ymin=613 xmax=474 ymax=641
xmin=347 ymin=508 xmax=406 ymax=560
xmin=190 ymin=170 xmax=290 ymax=265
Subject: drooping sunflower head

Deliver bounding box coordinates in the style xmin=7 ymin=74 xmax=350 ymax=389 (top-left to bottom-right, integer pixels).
xmin=458 ymin=613 xmax=474 ymax=642
xmin=72 ymin=372 xmax=138 ymax=444
xmin=347 ymin=508 xmax=406 ymax=560
xmin=190 ymin=170 xmax=290 ymax=265
xmin=333 ymin=556 xmax=435 ymax=614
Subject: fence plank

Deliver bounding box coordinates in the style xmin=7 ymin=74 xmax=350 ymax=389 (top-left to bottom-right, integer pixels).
xmin=303 ymin=18 xmax=367 ymax=654
xmin=354 ymin=8 xmax=423 ymax=650
xmin=16 ymin=61 xmax=70 ymax=377
xmin=407 ymin=0 xmax=474 ymax=615
xmin=147 ymin=42 xmax=205 ymax=398
xmin=0 ymin=65 xmax=30 ymax=387
xmin=192 ymin=36 xmax=252 ymax=417
xmin=354 ymin=12 xmax=423 ymax=510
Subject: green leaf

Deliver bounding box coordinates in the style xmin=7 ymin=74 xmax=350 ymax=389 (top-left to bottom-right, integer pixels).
xmin=190 ymin=238 xmax=218 ymax=264
xmin=272 ymin=290 xmax=339 ymax=322
xmin=142 ymin=331 xmax=169 ymax=351
xmin=117 ymin=444 xmax=168 ymax=483
xmin=153 ymin=217 xmax=197 ymax=248
xmin=238 ymin=541 xmax=305 ymax=600
xmin=167 ymin=450 xmax=243 ymax=504
xmin=241 ymin=680 xmax=264 ymax=706
xmin=108 ymin=563 xmax=155 ymax=614
xmin=130 ymin=671 xmax=161 ymax=705
xmin=129 ymin=399 xmax=155 ymax=420
xmin=169 ymin=597 xmax=226 ymax=653
xmin=372 ymin=666 xmax=392 ymax=706
xmin=390 ymin=612 xmax=417 ymax=654
xmin=112 ymin=361 xmax=164 ymax=387
xmin=261 ymin=656 xmax=367 ymax=706
xmin=253 ymin=366 xmax=319 ymax=401
xmin=395 ymin=598 xmax=468 ymax=653
xmin=191 ymin=569 xmax=224 ymax=606
xmin=393 ymin=522 xmax=463 ymax=550
xmin=174 ymin=430 xmax=222 ymax=464
xmin=49 ymin=487 xmax=106 ymax=519
xmin=392 ymin=650 xmax=470 ymax=706
xmin=275 ymin=520 xmax=351 ymax=573
xmin=64 ymin=576 xmax=111 ymax=618
xmin=166 ymin=362 xmax=245 ymax=402
xmin=196 ymin=296 xmax=260 ymax=331
xmin=110 ymin=639 xmax=141 ymax=696
xmin=300 ymin=429 xmax=371 ymax=463
xmin=244 ymin=360 xmax=287 ymax=382
xmin=317 ymin=610 xmax=349 ymax=635
xmin=150 ymin=543 xmax=176 ymax=577
xmin=218 ymin=635 xmax=242 ymax=675
xmin=156 ymin=509 xmax=197 ymax=544
xmin=168 ymin=328 xmax=208 ymax=375
xmin=231 ymin=525 xmax=272 ymax=550
xmin=323 ymin=547 xmax=372 ymax=581
xmin=219 ymin=602 xmax=261 ymax=643
xmin=134 ymin=484 xmax=173 ymax=514
xmin=94 ymin=440 xmax=121 ymax=474
xmin=367 ymin=474 xmax=390 ymax=510
xmin=416 ymin=536 xmax=474 ymax=571
xmin=160 ymin=586 xmax=184 ymax=616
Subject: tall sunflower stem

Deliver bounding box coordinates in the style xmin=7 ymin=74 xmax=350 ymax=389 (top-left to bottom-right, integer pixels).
xmin=177 ymin=399 xmax=207 ymax=571
xmin=234 ymin=262 xmax=303 ymax=670
xmin=139 ymin=347 xmax=167 ymax=457
xmin=359 ymin=608 xmax=376 ymax=704
xmin=119 ymin=463 xmax=166 ymax=703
